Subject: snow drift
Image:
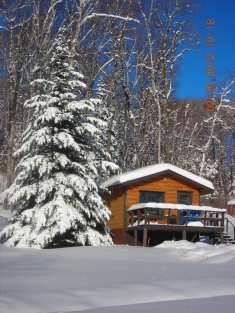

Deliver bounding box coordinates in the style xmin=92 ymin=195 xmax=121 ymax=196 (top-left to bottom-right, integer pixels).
xmin=0 ymin=242 xmax=235 ymax=313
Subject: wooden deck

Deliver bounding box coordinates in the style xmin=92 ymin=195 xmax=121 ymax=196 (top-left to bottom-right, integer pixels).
xmin=128 ymin=224 xmax=224 ymax=233
xmin=126 ymin=205 xmax=225 ymax=246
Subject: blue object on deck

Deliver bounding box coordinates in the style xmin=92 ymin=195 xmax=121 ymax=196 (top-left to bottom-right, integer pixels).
xmin=179 ymin=210 xmax=203 ymax=224
xmin=188 ymin=210 xmax=202 ymax=221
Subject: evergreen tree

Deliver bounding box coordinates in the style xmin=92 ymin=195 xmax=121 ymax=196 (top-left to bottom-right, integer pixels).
xmin=0 ymin=30 xmax=113 ymax=248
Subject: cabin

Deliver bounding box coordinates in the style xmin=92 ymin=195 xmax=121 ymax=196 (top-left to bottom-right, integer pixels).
xmin=102 ymin=163 xmax=226 ymax=246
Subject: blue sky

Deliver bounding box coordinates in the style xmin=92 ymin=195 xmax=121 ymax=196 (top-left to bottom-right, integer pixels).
xmin=176 ymin=0 xmax=235 ymax=99
xmin=1 ymin=1 xmax=234 ymax=99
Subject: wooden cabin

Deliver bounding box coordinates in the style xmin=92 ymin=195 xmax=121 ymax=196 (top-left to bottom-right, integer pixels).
xmin=102 ymin=163 xmax=226 ymax=246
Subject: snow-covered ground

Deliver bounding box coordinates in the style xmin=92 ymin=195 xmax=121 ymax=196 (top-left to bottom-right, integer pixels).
xmin=0 ymin=241 xmax=235 ymax=313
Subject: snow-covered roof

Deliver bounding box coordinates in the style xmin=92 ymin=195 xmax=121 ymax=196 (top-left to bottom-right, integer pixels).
xmin=102 ymin=163 xmax=214 ymax=192
xmin=227 ymin=199 xmax=235 ymax=206
xmin=127 ymin=202 xmax=226 ymax=213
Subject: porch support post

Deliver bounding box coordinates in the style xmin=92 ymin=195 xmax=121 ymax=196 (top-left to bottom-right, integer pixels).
xmin=221 ymin=231 xmax=224 ymax=244
xmin=221 ymin=212 xmax=225 ymax=228
xmin=204 ymin=211 xmax=207 ymax=226
xmin=226 ymin=217 xmax=229 ymax=233
xmin=182 ymin=229 xmax=187 ymax=241
xmin=134 ymin=230 xmax=138 ymax=246
xmin=143 ymin=228 xmax=148 ymax=247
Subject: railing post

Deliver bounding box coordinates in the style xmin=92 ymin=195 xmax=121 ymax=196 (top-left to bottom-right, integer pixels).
xmin=134 ymin=230 xmax=138 ymax=246
xmin=221 ymin=212 xmax=225 ymax=228
xmin=168 ymin=209 xmax=171 ymax=224
xmin=226 ymin=217 xmax=229 ymax=233
xmin=144 ymin=209 xmax=147 ymax=225
xmin=143 ymin=228 xmax=148 ymax=247
xmin=137 ymin=210 xmax=141 ymax=225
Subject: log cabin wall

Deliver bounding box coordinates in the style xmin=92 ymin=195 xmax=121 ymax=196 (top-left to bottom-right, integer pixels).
xmin=228 ymin=206 xmax=235 ymax=217
xmin=107 ymin=187 xmax=127 ymax=244
xmin=126 ymin=174 xmax=200 ymax=207
xmin=126 ymin=174 xmax=200 ymax=225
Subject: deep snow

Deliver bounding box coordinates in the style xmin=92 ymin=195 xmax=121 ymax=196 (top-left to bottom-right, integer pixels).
xmin=0 ymin=242 xmax=235 ymax=313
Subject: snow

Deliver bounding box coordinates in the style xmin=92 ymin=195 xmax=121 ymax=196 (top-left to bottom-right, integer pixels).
xmin=227 ymin=199 xmax=235 ymax=205
xmin=187 ymin=221 xmax=204 ymax=226
xmin=226 ymin=214 xmax=235 ymax=226
xmin=156 ymin=240 xmax=235 ymax=263
xmin=0 ymin=216 xmax=8 ymax=232
xmin=102 ymin=163 xmax=214 ymax=191
xmin=1 ymin=243 xmax=235 ymax=313
xmin=225 ymin=214 xmax=235 ymax=239
xmin=128 ymin=202 xmax=226 ymax=213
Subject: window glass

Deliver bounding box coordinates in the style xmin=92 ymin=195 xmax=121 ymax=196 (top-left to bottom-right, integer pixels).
xmin=177 ymin=191 xmax=192 ymax=205
xmin=140 ymin=191 xmax=165 ymax=203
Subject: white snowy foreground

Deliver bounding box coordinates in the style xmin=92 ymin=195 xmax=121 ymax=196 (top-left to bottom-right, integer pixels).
xmin=1 ymin=241 xmax=235 ymax=313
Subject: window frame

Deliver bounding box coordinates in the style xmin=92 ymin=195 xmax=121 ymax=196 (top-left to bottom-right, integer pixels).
xmin=139 ymin=191 xmax=165 ymax=204
xmin=177 ymin=191 xmax=193 ymax=205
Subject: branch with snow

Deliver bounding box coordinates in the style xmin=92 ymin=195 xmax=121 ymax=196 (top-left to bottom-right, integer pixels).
xmin=81 ymin=13 xmax=140 ymax=26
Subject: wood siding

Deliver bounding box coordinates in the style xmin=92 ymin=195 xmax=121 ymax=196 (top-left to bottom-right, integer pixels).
xmin=126 ymin=175 xmax=200 ymax=225
xmin=107 ymin=187 xmax=126 ymax=230
xmin=127 ymin=174 xmax=200 ymax=207
xmin=228 ymin=206 xmax=235 ymax=217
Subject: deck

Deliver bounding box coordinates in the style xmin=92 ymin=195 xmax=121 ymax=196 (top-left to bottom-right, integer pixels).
xmin=126 ymin=202 xmax=226 ymax=246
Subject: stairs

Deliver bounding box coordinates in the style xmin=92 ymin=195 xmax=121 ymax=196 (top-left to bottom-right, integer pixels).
xmin=207 ymin=214 xmax=235 ymax=244
xmin=222 ymin=233 xmax=235 ymax=244
xmin=212 ymin=232 xmax=235 ymax=245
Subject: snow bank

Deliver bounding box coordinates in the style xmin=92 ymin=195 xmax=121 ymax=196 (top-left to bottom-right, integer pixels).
xmin=0 ymin=244 xmax=235 ymax=313
xmin=156 ymin=240 xmax=235 ymax=263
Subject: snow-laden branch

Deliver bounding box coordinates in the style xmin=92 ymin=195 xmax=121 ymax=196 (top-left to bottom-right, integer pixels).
xmin=47 ymin=0 xmax=64 ymax=15
xmin=81 ymin=13 xmax=140 ymax=26
xmin=200 ymin=79 xmax=235 ymax=175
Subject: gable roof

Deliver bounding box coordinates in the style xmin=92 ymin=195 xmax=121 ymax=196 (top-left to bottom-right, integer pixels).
xmin=102 ymin=163 xmax=214 ymax=194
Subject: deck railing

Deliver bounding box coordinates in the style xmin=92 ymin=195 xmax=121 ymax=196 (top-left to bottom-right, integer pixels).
xmin=127 ymin=207 xmax=225 ymax=228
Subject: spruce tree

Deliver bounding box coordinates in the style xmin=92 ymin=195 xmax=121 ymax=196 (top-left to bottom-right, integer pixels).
xmin=0 ymin=31 xmax=113 ymax=248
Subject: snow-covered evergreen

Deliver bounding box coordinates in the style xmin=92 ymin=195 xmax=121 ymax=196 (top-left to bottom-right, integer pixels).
xmin=0 ymin=30 xmax=114 ymax=248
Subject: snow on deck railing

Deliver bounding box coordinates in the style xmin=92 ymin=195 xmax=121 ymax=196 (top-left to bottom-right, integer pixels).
xmin=127 ymin=202 xmax=226 ymax=213
xmin=127 ymin=203 xmax=225 ymax=229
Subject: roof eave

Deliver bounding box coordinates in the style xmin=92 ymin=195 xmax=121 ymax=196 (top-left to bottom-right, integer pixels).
xmin=104 ymin=170 xmax=214 ymax=194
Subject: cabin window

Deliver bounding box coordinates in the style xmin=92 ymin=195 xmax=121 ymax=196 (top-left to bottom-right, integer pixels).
xmin=177 ymin=191 xmax=192 ymax=205
xmin=139 ymin=191 xmax=165 ymax=203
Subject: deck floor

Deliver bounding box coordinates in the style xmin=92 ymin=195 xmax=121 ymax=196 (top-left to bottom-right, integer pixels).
xmin=128 ymin=224 xmax=223 ymax=233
